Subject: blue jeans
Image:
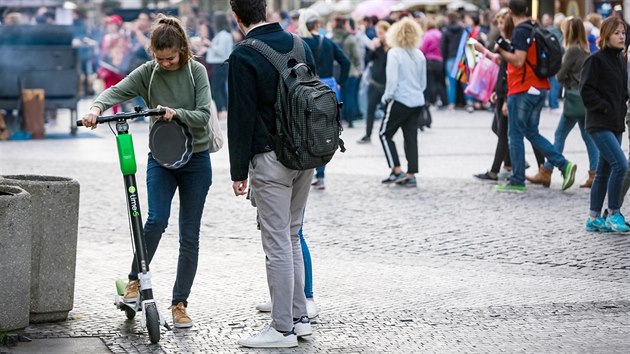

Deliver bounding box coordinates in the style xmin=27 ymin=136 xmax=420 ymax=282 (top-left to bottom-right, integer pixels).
xmin=543 ymin=114 xmax=599 ymax=172
xmin=507 ymin=91 xmax=567 ymax=186
xmin=298 ymin=222 xmax=313 ymax=298
xmin=341 ymin=76 xmax=360 ymax=123
xmin=211 ymin=63 xmax=229 ymax=112
xmin=315 ymin=165 xmax=325 ymax=179
xmin=445 ymin=58 xmax=457 ymax=105
xmin=548 ymin=76 xmax=560 ymax=109
xmin=588 ymin=131 xmax=627 ymax=214
xmin=129 ymin=151 xmax=212 ymax=306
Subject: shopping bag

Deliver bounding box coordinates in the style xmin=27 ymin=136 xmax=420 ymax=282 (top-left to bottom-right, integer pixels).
xmin=464 ymin=58 xmax=499 ymax=103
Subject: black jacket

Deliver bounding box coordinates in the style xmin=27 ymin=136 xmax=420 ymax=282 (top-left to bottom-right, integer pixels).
xmin=302 ymin=34 xmax=350 ymax=85
xmin=440 ymin=24 xmax=464 ymax=59
xmin=495 ymin=61 xmax=508 ymax=99
xmin=367 ymin=44 xmax=387 ymax=85
xmin=580 ymin=46 xmax=628 ymax=134
xmin=227 ymin=23 xmax=315 ymax=181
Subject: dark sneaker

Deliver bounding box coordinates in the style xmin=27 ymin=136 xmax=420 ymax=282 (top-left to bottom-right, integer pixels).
xmin=357 ymin=136 xmax=371 ymax=144
xmin=474 ymin=171 xmax=498 ymax=181
xmin=495 ymin=182 xmax=526 ymax=192
xmin=382 ymin=172 xmax=405 ymax=184
xmin=562 ymin=161 xmax=577 ymax=190
xmin=395 ymin=175 xmax=417 ymax=187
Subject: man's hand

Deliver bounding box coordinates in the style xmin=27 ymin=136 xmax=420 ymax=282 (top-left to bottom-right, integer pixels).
xmin=233 ymin=180 xmax=248 ymax=196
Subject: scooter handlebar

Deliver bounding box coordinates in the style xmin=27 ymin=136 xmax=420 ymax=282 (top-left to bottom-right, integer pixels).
xmin=76 ymin=108 xmax=166 ymax=126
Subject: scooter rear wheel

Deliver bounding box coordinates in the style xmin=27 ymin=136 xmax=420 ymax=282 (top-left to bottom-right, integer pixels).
xmin=145 ymin=303 xmax=160 ymax=344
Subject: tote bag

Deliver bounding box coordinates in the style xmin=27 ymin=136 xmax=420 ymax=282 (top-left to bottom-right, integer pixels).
xmin=464 ymin=58 xmax=500 ymax=103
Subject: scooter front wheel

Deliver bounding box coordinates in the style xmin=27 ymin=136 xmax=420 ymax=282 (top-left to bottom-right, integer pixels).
xmin=145 ymin=303 xmax=160 ymax=344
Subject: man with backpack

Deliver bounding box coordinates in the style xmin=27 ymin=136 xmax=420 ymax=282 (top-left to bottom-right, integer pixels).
xmin=495 ymin=0 xmax=577 ymax=192
xmin=228 ymin=0 xmax=338 ymax=348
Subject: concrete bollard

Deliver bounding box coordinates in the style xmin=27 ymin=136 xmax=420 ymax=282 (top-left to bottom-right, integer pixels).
xmin=0 ymin=175 xmax=80 ymax=323
xmin=0 ymin=185 xmax=32 ymax=331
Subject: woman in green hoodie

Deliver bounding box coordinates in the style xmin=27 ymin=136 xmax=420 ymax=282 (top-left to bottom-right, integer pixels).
xmin=81 ymin=14 xmax=213 ymax=328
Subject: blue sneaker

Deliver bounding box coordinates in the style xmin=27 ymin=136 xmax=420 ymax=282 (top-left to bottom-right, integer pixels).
xmin=395 ymin=175 xmax=417 ymax=187
xmin=605 ymin=213 xmax=630 ymax=232
xmin=585 ymin=217 xmax=611 ymax=232
xmin=382 ymin=171 xmax=405 ymax=184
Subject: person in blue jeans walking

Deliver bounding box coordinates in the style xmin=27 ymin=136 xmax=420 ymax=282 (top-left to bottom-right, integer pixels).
xmin=494 ymin=0 xmax=577 ymax=192
xmin=580 ymin=16 xmax=630 ymax=233
xmin=82 ymin=14 xmax=213 ymax=328
xmin=532 ymin=17 xmax=599 ymax=189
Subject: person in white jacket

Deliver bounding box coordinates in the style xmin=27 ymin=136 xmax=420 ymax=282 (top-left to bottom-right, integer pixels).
xmin=379 ymin=17 xmax=427 ymax=188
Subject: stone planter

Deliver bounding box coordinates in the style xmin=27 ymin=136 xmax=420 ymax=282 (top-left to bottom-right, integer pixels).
xmin=0 ymin=175 xmax=80 ymax=323
xmin=0 ymin=185 xmax=32 ymax=331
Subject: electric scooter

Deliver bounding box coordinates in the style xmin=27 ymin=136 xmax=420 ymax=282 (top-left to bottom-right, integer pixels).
xmin=77 ymin=106 xmax=171 ymax=343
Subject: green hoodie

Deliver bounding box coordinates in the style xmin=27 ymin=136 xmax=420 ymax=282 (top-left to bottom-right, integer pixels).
xmin=92 ymin=59 xmax=212 ymax=153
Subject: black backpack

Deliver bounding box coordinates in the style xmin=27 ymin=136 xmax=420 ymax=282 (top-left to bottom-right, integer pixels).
xmin=240 ymin=34 xmax=345 ymax=170
xmin=524 ymin=21 xmax=563 ymax=79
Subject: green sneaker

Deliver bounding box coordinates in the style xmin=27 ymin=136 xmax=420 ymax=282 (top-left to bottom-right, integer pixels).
xmin=495 ymin=183 xmax=526 ymax=192
xmin=562 ymin=161 xmax=577 ymax=190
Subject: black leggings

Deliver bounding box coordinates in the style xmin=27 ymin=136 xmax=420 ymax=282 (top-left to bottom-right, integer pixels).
xmin=491 ymin=97 xmax=510 ymax=174
xmin=365 ymin=83 xmax=384 ymax=138
xmin=379 ymin=100 xmax=423 ymax=173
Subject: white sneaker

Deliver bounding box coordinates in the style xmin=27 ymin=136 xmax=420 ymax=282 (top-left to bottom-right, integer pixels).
xmin=238 ymin=324 xmax=297 ymax=348
xmin=293 ymin=316 xmax=312 ymax=337
xmin=255 ymin=301 xmax=272 ymax=312
xmin=306 ymin=298 xmax=319 ymax=319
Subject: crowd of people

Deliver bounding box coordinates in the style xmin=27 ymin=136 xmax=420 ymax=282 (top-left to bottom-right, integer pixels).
xmin=5 ymin=0 xmax=630 ymax=349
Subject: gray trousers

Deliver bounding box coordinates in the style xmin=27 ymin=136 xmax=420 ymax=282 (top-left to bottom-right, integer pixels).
xmin=249 ymin=151 xmax=312 ymax=332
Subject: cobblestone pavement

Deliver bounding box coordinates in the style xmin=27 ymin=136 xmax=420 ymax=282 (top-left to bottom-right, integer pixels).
xmin=1 ymin=102 xmax=629 ymax=353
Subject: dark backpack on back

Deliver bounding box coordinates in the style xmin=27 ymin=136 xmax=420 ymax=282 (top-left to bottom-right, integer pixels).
xmin=525 ymin=21 xmax=563 ymax=79
xmin=240 ymin=35 xmax=345 ymax=170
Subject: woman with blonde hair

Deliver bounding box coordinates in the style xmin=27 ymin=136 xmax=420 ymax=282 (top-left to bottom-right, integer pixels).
xmin=379 ymin=17 xmax=426 ymax=187
xmin=534 ymin=17 xmax=599 ymax=188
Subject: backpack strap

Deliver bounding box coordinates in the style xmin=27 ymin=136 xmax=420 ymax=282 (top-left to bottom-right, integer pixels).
xmin=240 ymin=34 xmax=307 ymax=80
xmin=521 ymin=20 xmax=537 ymax=84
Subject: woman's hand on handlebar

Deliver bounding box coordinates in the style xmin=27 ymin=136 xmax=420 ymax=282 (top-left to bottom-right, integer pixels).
xmin=81 ymin=107 xmax=101 ymax=130
xmin=155 ymin=105 xmax=176 ymax=122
